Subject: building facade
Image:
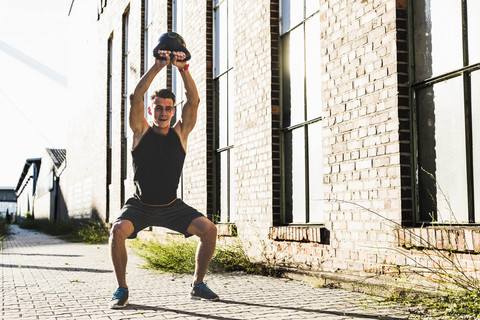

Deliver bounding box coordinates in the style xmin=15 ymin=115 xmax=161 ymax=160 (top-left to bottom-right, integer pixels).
xmin=65 ymin=0 xmax=480 ymax=278
xmin=15 ymin=158 xmax=41 ymax=221
xmin=34 ymin=148 xmax=68 ymax=221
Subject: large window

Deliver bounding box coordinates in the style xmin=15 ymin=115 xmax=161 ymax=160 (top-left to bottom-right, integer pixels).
xmin=143 ymin=0 xmax=153 ymax=119
xmin=281 ymin=0 xmax=323 ymax=224
xmin=214 ymin=0 xmax=235 ymax=223
xmin=412 ymin=0 xmax=480 ymax=223
xmin=106 ymin=34 xmax=113 ymax=222
xmin=121 ymin=7 xmax=130 ymax=207
xmin=173 ymin=0 xmax=184 ymax=199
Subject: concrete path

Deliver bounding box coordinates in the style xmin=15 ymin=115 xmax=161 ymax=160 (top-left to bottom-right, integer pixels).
xmin=1 ymin=225 xmax=417 ymax=319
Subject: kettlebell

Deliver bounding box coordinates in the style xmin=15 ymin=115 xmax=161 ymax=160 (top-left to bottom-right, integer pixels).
xmin=153 ymin=32 xmax=191 ymax=62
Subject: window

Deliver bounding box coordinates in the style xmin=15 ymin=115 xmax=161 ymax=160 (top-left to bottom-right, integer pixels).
xmin=214 ymin=0 xmax=235 ymax=223
xmin=173 ymin=0 xmax=184 ymax=199
xmin=106 ymin=34 xmax=113 ymax=221
xmin=121 ymin=7 xmax=130 ymax=207
xmin=142 ymin=0 xmax=153 ymax=119
xmin=412 ymin=0 xmax=480 ymax=223
xmin=281 ymin=0 xmax=323 ymax=224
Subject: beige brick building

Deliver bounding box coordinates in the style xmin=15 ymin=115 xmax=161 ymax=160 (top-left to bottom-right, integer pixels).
xmin=65 ymin=0 xmax=480 ymax=281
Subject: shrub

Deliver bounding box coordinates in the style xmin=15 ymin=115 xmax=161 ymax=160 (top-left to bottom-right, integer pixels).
xmin=0 ymin=216 xmax=8 ymax=243
xmin=130 ymin=236 xmax=276 ymax=275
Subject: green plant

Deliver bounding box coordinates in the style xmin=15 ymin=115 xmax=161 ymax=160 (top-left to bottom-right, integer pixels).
xmin=69 ymin=220 xmax=109 ymax=244
xmin=129 ymin=236 xmax=276 ymax=275
xmin=0 ymin=216 xmax=8 ymax=243
xmin=132 ymin=237 xmax=197 ymax=273
xmin=329 ymin=168 xmax=480 ymax=318
xmin=19 ymin=218 xmax=108 ymax=244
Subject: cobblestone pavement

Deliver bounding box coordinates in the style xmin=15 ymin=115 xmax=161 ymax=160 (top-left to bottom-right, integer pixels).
xmin=1 ymin=225 xmax=418 ymax=319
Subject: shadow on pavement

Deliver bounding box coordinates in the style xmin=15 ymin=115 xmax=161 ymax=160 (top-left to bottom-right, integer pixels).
xmin=127 ymin=304 xmax=243 ymax=320
xmin=128 ymin=299 xmax=409 ymax=320
xmin=218 ymin=299 xmax=407 ymax=320
xmin=0 ymin=252 xmax=83 ymax=257
xmin=0 ymin=263 xmax=112 ymax=274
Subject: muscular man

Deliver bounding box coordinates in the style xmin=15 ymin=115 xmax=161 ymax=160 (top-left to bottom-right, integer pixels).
xmin=108 ymin=50 xmax=218 ymax=309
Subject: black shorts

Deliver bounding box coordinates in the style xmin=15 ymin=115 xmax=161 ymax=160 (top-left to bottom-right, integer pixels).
xmin=115 ymin=197 xmax=205 ymax=239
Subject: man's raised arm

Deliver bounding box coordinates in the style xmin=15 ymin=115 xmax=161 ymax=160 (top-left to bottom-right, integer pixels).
xmin=129 ymin=52 xmax=170 ymax=134
xmin=171 ymin=54 xmax=200 ymax=138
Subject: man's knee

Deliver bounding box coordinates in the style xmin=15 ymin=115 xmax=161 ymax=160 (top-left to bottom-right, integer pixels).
xmin=189 ymin=217 xmax=217 ymax=239
xmin=200 ymin=219 xmax=217 ymax=240
xmin=110 ymin=220 xmax=133 ymax=241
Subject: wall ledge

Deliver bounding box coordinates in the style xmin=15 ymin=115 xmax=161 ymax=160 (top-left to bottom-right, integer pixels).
xmin=269 ymin=225 xmax=330 ymax=244
xmin=395 ymin=226 xmax=480 ymax=253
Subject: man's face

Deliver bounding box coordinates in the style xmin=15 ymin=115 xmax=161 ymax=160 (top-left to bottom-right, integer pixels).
xmin=151 ymin=97 xmax=175 ymax=129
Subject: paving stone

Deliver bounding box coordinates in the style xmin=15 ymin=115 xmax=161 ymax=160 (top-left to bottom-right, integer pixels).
xmin=1 ymin=225 xmax=417 ymax=319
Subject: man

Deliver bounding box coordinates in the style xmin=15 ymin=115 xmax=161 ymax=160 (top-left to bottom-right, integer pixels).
xmin=109 ymin=49 xmax=219 ymax=309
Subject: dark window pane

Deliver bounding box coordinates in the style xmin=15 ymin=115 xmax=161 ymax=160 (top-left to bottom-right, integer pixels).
xmin=219 ymin=150 xmax=229 ymax=223
xmin=305 ymin=14 xmax=321 ymax=120
xmin=218 ymin=75 xmax=228 ymax=148
xmin=472 ymin=71 xmax=480 ymax=221
xmin=308 ymin=122 xmax=323 ymax=222
xmin=285 ymin=128 xmax=306 ymax=223
xmin=416 ymin=77 xmax=468 ymax=223
xmin=413 ymin=0 xmax=463 ymax=81
xmin=228 ymin=72 xmax=234 ymax=145
xmin=284 ymin=27 xmax=305 ymax=126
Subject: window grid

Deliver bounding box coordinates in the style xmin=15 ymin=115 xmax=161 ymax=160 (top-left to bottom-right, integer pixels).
xmin=281 ymin=1 xmax=322 ymax=224
xmin=410 ymin=0 xmax=480 ymax=224
xmin=214 ymin=0 xmax=234 ymax=224
xmin=106 ymin=34 xmax=113 ymax=222
xmin=121 ymin=7 xmax=130 ymax=207
xmin=173 ymin=0 xmax=185 ymax=199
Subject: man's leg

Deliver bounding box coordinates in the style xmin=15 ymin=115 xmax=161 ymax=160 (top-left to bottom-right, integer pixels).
xmin=186 ymin=216 xmax=217 ymax=285
xmin=109 ymin=220 xmax=134 ymax=288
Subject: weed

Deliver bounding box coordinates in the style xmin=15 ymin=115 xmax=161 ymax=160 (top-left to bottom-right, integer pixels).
xmin=129 ymin=236 xmax=280 ymax=276
xmin=19 ymin=218 xmax=108 ymax=244
xmin=327 ymin=168 xmax=480 ymax=318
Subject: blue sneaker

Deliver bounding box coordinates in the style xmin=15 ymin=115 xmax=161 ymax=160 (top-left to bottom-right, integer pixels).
xmin=190 ymin=282 xmax=219 ymax=301
xmin=109 ymin=287 xmax=129 ymax=309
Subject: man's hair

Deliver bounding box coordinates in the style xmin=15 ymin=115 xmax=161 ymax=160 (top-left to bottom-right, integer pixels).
xmin=150 ymin=89 xmax=176 ymax=105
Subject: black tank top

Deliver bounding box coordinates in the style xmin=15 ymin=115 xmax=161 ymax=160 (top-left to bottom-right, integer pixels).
xmin=132 ymin=127 xmax=185 ymax=205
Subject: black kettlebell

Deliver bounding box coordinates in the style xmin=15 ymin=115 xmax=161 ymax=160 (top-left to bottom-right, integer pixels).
xmin=153 ymin=32 xmax=191 ymax=62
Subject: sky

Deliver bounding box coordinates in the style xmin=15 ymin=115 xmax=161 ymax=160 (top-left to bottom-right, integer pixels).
xmin=0 ymin=0 xmax=71 ymax=188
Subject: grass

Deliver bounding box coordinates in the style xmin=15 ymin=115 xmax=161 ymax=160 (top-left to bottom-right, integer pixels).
xmin=384 ymin=288 xmax=480 ymax=319
xmin=19 ymin=218 xmax=109 ymax=244
xmin=129 ymin=236 xmax=281 ymax=276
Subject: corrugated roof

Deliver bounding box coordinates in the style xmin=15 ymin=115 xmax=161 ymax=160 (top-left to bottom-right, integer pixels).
xmin=46 ymin=148 xmax=66 ymax=169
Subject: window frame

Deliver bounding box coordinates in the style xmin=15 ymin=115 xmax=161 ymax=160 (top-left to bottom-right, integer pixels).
xmin=280 ymin=1 xmax=323 ymax=225
xmin=213 ymin=0 xmax=235 ymax=224
xmin=408 ymin=0 xmax=480 ymax=224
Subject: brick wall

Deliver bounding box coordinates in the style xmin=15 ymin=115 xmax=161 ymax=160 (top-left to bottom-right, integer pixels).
xmin=65 ymin=0 xmax=480 ymax=281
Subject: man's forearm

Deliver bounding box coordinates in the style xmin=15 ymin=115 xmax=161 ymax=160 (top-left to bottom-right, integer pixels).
xmin=180 ymin=69 xmax=199 ymax=105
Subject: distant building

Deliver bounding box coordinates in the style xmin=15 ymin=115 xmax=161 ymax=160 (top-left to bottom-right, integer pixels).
xmin=15 ymin=158 xmax=41 ymax=221
xmin=34 ymin=148 xmax=67 ymax=221
xmin=0 ymin=187 xmax=16 ymax=220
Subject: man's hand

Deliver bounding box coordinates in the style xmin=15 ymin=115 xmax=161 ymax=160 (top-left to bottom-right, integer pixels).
xmin=155 ymin=50 xmax=172 ymax=68
xmin=171 ymin=51 xmax=187 ymax=70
